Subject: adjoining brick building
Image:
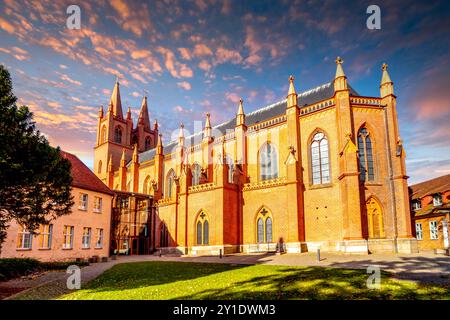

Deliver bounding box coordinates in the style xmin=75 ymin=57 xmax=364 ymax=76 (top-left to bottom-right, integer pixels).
xmin=94 ymin=58 xmax=418 ymax=255
xmin=410 ymin=174 xmax=450 ymax=252
xmin=0 ymin=151 xmax=114 ymax=261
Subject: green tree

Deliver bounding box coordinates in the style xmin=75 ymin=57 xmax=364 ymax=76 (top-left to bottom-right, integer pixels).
xmin=0 ymin=65 xmax=74 ymax=248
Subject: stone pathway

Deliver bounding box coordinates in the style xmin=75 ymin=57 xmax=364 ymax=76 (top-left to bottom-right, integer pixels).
xmin=2 ymin=252 xmax=449 ymax=300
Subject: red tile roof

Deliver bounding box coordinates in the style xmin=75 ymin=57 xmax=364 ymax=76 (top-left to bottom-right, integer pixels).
xmin=409 ymin=174 xmax=450 ymax=200
xmin=60 ymin=150 xmax=114 ymax=196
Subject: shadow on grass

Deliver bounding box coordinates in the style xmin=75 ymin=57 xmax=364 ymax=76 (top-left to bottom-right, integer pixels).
xmin=63 ymin=261 xmax=450 ymax=300
xmin=174 ymin=266 xmax=450 ymax=300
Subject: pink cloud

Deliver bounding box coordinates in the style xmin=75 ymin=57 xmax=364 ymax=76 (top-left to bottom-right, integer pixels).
xmin=177 ymin=81 xmax=192 ymax=91
xmin=178 ymin=48 xmax=192 ymax=60
xmin=193 ymin=43 xmax=213 ymax=57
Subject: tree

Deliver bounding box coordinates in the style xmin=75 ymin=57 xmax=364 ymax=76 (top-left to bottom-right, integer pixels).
xmin=0 ymin=65 xmax=74 ymax=248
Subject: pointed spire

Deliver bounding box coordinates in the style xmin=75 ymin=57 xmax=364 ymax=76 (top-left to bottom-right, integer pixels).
xmin=380 ymin=63 xmax=394 ymax=97
xmin=98 ymin=105 xmax=104 ymax=119
xmin=236 ymin=98 xmax=246 ymax=126
xmin=334 ymin=56 xmax=347 ymax=91
xmin=120 ymin=148 xmax=126 ymax=167
xmin=138 ymin=95 xmax=151 ymax=130
xmin=153 ymin=119 xmax=158 ymax=131
xmin=335 ymin=56 xmax=345 ymax=78
xmin=110 ymin=79 xmax=123 ymax=119
xmin=204 ymin=112 xmax=211 ymax=138
xmin=156 ymin=133 xmax=163 ymax=155
xmin=126 ymin=107 xmax=132 ymax=120
xmin=381 ymin=63 xmax=392 ymax=85
xmin=288 ymin=75 xmax=297 ymax=95
xmin=178 ymin=123 xmax=185 ymax=146
xmin=132 ymin=144 xmax=139 ymax=163
xmin=107 ymin=154 xmax=113 ymax=172
xmin=287 ymin=75 xmax=298 ymax=108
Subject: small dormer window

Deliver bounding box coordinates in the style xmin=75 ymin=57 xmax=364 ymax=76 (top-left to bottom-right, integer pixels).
xmin=433 ymin=194 xmax=443 ymax=207
xmin=412 ymin=200 xmax=421 ymax=210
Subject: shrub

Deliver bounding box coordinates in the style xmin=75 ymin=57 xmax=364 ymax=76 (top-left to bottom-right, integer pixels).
xmin=0 ymin=258 xmax=41 ymax=280
xmin=0 ymin=258 xmax=89 ymax=281
xmin=40 ymin=260 xmax=89 ymax=270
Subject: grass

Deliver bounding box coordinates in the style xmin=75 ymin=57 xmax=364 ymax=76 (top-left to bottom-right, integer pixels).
xmin=60 ymin=261 xmax=450 ymax=300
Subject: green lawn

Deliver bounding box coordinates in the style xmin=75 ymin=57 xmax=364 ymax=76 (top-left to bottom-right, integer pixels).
xmin=60 ymin=261 xmax=449 ymax=300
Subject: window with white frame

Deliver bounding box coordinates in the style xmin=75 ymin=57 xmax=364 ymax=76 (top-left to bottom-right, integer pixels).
xmin=433 ymin=194 xmax=443 ymax=207
xmin=94 ymin=197 xmax=102 ymax=213
xmin=63 ymin=225 xmax=74 ymax=249
xmin=430 ymin=221 xmax=439 ymax=240
xmin=82 ymin=227 xmax=91 ymax=248
xmin=17 ymin=226 xmax=32 ymax=249
xmin=39 ymin=224 xmax=53 ymax=249
xmin=79 ymin=193 xmax=88 ymax=210
xmin=95 ymin=228 xmax=103 ymax=248
xmin=415 ymin=223 xmax=423 ymax=240
xmin=412 ymin=200 xmax=422 ymax=210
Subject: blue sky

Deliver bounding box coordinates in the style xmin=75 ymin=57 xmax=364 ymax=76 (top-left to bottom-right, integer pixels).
xmin=0 ymin=0 xmax=449 ymax=184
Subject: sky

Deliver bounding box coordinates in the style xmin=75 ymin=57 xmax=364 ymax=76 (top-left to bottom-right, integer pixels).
xmin=0 ymin=0 xmax=449 ymax=184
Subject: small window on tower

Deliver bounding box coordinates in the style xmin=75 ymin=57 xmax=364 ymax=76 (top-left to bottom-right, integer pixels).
xmin=145 ymin=137 xmax=152 ymax=150
xmin=114 ymin=127 xmax=122 ymax=144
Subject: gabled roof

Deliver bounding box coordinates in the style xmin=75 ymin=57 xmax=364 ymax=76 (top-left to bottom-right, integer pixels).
xmin=60 ymin=151 xmax=114 ymax=196
xmin=409 ymin=174 xmax=450 ymax=200
xmin=137 ymin=81 xmax=359 ymax=164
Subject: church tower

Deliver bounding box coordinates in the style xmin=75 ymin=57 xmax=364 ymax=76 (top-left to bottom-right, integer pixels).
xmin=132 ymin=95 xmax=159 ymax=153
xmin=94 ymin=80 xmax=133 ymax=184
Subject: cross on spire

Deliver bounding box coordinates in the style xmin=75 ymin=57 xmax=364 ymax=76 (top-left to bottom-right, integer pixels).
xmin=335 ymin=56 xmax=343 ymax=65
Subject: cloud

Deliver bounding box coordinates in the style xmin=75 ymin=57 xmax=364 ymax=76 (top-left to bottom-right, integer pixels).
xmin=59 ymin=74 xmax=82 ymax=86
xmin=225 ymin=92 xmax=241 ymax=104
xmin=109 ymin=0 xmax=153 ymax=37
xmin=177 ymin=81 xmax=192 ymax=90
xmin=193 ymin=43 xmax=213 ymax=57
xmin=178 ymin=48 xmax=192 ymax=60
xmin=157 ymin=47 xmax=194 ymax=78
xmin=0 ymin=46 xmax=31 ymax=61
xmin=215 ymin=47 xmax=243 ymax=65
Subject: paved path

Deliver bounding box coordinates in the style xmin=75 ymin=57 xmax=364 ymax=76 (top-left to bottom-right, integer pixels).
xmin=2 ymin=252 xmax=449 ymax=300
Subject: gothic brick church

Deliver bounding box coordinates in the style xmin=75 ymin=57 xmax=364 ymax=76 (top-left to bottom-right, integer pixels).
xmin=94 ymin=58 xmax=418 ymax=255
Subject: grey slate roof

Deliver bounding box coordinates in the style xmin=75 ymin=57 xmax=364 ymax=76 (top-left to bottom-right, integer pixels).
xmin=135 ymin=81 xmax=359 ymax=165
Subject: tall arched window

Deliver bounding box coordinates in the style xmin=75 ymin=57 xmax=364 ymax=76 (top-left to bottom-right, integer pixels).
xmin=311 ymin=132 xmax=330 ymax=185
xmin=192 ymin=163 xmax=201 ymax=186
xmin=257 ymin=218 xmax=264 ymax=243
xmin=196 ymin=211 xmax=209 ymax=245
xmin=101 ymin=125 xmax=107 ymax=144
xmin=98 ymin=160 xmax=102 ymax=174
xmin=358 ymin=128 xmax=374 ymax=182
xmin=143 ymin=176 xmax=151 ymax=194
xmin=114 ymin=126 xmax=122 ymax=144
xmin=256 ymin=207 xmax=273 ymax=243
xmin=145 ymin=137 xmax=152 ymax=150
xmin=166 ymin=169 xmax=175 ymax=198
xmin=259 ymin=143 xmax=278 ymax=181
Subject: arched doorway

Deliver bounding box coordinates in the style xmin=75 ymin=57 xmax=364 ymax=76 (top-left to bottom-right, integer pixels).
xmin=366 ymin=197 xmax=385 ymax=238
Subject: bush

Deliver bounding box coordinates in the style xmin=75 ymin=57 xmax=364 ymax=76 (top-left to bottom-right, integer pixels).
xmin=0 ymin=258 xmax=41 ymax=281
xmin=40 ymin=260 xmax=89 ymax=270
xmin=0 ymin=258 xmax=89 ymax=281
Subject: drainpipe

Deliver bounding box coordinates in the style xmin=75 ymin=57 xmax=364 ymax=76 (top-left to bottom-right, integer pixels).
xmin=383 ymin=106 xmax=399 ymax=253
